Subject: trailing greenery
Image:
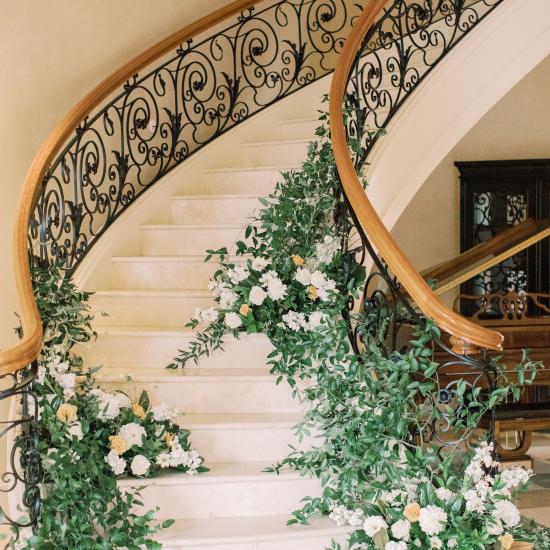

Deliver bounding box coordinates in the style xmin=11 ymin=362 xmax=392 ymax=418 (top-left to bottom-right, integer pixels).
xmin=8 ymin=263 xmax=206 ymax=549
xmin=170 ymin=107 xmax=545 ymax=549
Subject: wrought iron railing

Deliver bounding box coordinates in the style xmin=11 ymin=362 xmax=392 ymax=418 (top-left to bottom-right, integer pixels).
xmin=30 ymin=0 xmax=367 ymax=275
xmin=332 ymin=0 xmax=506 ymax=454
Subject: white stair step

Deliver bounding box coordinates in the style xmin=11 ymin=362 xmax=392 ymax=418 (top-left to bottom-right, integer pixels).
xmin=112 ymin=255 xmax=244 ymax=291
xmin=158 ymin=515 xmax=351 ymax=550
xmin=77 ymin=328 xmax=273 ymax=370
xmin=181 ymin=413 xmax=308 ymax=463
xmin=171 ymin=194 xmax=261 ymax=225
xmin=279 ymin=117 xmax=319 ymax=140
xmin=89 ymin=290 xmax=211 ymax=327
xmin=118 ymin=462 xmax=320 ymax=520
xmin=204 ymin=167 xmax=295 ymax=195
xmin=140 ymin=224 xmax=244 ymax=256
xmin=241 ymin=139 xmax=309 ymax=167
xmin=98 ymin=368 xmax=299 ymax=414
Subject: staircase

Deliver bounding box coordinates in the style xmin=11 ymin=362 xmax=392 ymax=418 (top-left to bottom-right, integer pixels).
xmin=76 ymin=109 xmax=349 ymax=548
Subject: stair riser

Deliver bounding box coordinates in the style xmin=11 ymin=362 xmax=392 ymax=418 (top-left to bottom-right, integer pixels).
xmin=280 ymin=119 xmax=318 ymax=140
xmin=204 ymin=170 xmax=280 ymax=195
xmin=77 ymin=333 xmax=272 ymax=370
xmin=171 ymin=197 xmax=260 ymax=225
xmin=89 ymin=294 xmax=211 ymax=327
xmin=113 ymin=260 xmax=218 ymax=290
xmin=124 ymin=475 xmax=321 ymax=519
xmin=100 ymin=378 xmax=299 ymax=414
xmin=162 ymin=533 xmax=349 ymax=550
xmin=140 ymin=227 xmax=243 ymax=256
xmin=188 ymin=425 xmax=310 ymax=463
xmin=241 ymin=141 xmax=309 ymax=167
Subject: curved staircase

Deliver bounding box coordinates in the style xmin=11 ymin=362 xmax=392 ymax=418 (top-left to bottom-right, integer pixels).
xmin=76 ymin=110 xmax=348 ymax=548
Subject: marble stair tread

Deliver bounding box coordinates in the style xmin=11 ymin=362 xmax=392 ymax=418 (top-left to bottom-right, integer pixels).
xmin=180 ymin=412 xmax=300 ymax=429
xmin=157 ymin=514 xmax=351 ymax=547
xmin=97 ymin=367 xmax=273 ymax=382
xmin=170 ymin=193 xmax=263 ymax=200
xmin=111 ymin=255 xmax=242 ymax=263
xmin=203 ymin=165 xmax=299 ymax=174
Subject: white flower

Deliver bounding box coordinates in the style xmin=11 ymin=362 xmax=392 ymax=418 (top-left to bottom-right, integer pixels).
xmin=57 ymin=373 xmax=76 ymax=395
xmin=224 ymin=312 xmax=242 ymax=329
xmin=249 ymin=286 xmax=267 ymax=306
xmin=36 ymin=365 xmax=47 ymax=385
xmin=152 ymin=403 xmax=177 ymax=422
xmin=114 ymin=392 xmax=132 ymax=409
xmin=418 ymin=505 xmax=447 ymax=535
xmin=47 ymin=356 xmax=70 ymax=377
xmin=208 ymin=280 xmax=229 ymax=298
xmin=363 ymin=516 xmax=388 ymax=538
xmin=227 ymin=266 xmax=249 ymax=284
xmin=282 ymin=310 xmax=308 ymax=332
xmin=310 ymin=270 xmax=327 ymax=289
xmin=156 ymin=452 xmax=171 ymax=468
xmin=66 ymin=421 xmax=83 ymax=441
xmin=492 ymin=500 xmax=520 ymax=528
xmin=90 ymin=389 xmax=123 ymax=420
xmin=219 ymin=288 xmax=239 ymax=309
xmin=487 ymin=518 xmax=504 ymax=536
xmin=259 ymin=270 xmax=279 ymax=285
xmin=295 ymin=268 xmax=312 ymax=286
xmin=464 ymin=489 xmax=485 ymax=513
xmin=169 ymin=444 xmax=190 ymax=468
xmin=193 ymin=307 xmax=218 ymax=323
xmin=385 ymin=542 xmax=406 ymax=550
xmin=448 ymin=539 xmax=458 ymax=548
xmin=266 ymin=277 xmax=287 ymax=301
xmin=251 ymin=257 xmax=270 ymax=271
xmin=435 ymin=487 xmax=455 ymax=502
xmin=499 ymin=467 xmax=532 ymax=496
xmin=130 ymin=454 xmax=150 ymax=476
xmin=391 ymin=519 xmax=410 ymax=541
xmin=105 ymin=450 xmax=126 ymax=475
xmin=329 ymin=505 xmax=348 ymax=526
xmin=430 ymin=537 xmax=443 ymax=549
xmin=118 ymin=422 xmax=147 ymax=448
xmin=315 ymin=235 xmax=340 ymax=264
xmin=346 ymin=508 xmax=365 ymax=527
xmin=307 ymin=311 xmax=327 ymax=329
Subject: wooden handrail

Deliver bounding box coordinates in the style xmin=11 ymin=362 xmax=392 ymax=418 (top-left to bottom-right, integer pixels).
xmin=0 ymin=0 xmax=264 ymax=376
xmin=329 ymin=1 xmax=504 ymax=351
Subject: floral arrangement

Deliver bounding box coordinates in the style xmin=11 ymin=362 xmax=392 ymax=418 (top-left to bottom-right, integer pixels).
xmin=169 ymin=106 xmax=544 ymax=550
xmin=11 ymin=263 xmax=206 ymax=549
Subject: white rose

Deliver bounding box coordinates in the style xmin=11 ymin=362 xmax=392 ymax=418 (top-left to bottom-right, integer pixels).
xmin=249 ymin=286 xmax=267 ymax=306
xmin=118 ymin=422 xmax=147 ymax=448
xmin=385 ymin=542 xmax=406 ymax=550
xmin=295 ymin=268 xmax=312 ymax=286
xmin=130 ymin=454 xmax=150 ymax=476
xmin=105 ymin=450 xmax=126 ymax=475
xmin=224 ymin=312 xmax=242 ymax=329
xmin=310 ymin=270 xmax=327 ymax=289
xmin=391 ymin=519 xmax=410 ymax=541
xmin=251 ymin=257 xmax=270 ymax=271
xmin=492 ymin=500 xmax=520 ymax=528
xmin=418 ymin=505 xmax=447 ymax=536
xmin=363 ymin=515 xmax=388 ymax=538
xmin=114 ymin=392 xmax=132 ymax=409
xmin=308 ymin=311 xmax=327 ymax=329
xmin=66 ymin=422 xmax=84 ymax=441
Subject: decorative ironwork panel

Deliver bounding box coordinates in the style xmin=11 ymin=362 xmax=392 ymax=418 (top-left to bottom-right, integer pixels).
xmin=30 ymin=0 xmax=368 ymax=274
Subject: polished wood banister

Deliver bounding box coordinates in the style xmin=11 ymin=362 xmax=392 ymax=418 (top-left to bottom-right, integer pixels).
xmin=328 ymin=1 xmax=504 ymax=351
xmin=0 ymin=0 xmax=264 ymax=375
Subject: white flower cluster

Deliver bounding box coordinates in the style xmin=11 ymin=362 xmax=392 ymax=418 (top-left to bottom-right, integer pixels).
xmin=259 ymin=270 xmax=288 ymax=301
xmin=315 ymin=235 xmax=341 ymax=264
xmin=155 ymin=436 xmax=202 ymax=474
xmin=193 ymin=307 xmax=218 ymax=323
xmin=251 ymin=256 xmax=271 ymax=271
xmin=152 ymin=402 xmax=177 ymax=422
xmin=282 ymin=310 xmax=327 ymax=332
xmin=90 ymin=388 xmax=132 ymax=421
xmin=118 ymin=422 xmax=147 ymax=448
xmin=294 ymin=268 xmax=337 ymax=300
xmin=38 ymin=351 xmax=77 ymax=397
xmin=105 ymin=449 xmax=151 ymax=476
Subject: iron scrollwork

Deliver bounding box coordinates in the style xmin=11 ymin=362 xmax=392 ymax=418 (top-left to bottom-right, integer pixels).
xmin=30 ymin=0 xmax=367 ymax=275
xmin=335 ymin=0 xmax=505 ymax=455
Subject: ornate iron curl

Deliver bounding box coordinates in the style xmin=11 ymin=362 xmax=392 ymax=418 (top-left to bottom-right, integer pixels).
xmin=0 ymin=362 xmax=42 ymax=546
xmin=334 ymin=0 xmax=505 ymax=457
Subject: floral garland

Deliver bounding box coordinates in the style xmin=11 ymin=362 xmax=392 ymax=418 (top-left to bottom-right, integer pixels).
xmin=168 ymin=107 xmax=548 ymax=549
xmin=10 ymin=263 xmax=206 ymax=549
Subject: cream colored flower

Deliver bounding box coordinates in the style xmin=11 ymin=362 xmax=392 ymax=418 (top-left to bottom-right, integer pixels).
xmin=56 ymin=403 xmax=78 ymax=424
xmin=403 ymin=502 xmax=421 ymax=523
xmin=292 ymin=254 xmax=305 ymax=266
xmin=239 ymin=303 xmax=250 ymax=316
xmin=132 ymin=403 xmax=146 ymax=419
xmin=499 ymin=533 xmax=514 ymax=550
xmin=109 ymin=435 xmax=128 ymax=455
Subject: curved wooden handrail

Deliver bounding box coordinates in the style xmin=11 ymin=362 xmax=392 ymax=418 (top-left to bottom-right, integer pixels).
xmin=0 ymin=0 xmax=265 ymax=376
xmin=329 ymin=0 xmax=504 ymax=351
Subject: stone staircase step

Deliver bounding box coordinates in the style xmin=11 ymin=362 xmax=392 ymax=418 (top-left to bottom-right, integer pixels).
xmin=241 ymin=139 xmax=310 ymax=167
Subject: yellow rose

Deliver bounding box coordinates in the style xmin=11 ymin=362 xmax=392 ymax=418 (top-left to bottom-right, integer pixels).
xmin=164 ymin=432 xmax=175 ymax=446
xmin=56 ymin=403 xmax=78 ymax=424
xmin=239 ymin=303 xmax=251 ymax=316
xmin=109 ymin=435 xmax=128 ymax=455
xmin=292 ymin=254 xmax=305 ymax=266
xmin=403 ymin=502 xmax=421 ymax=523
xmin=307 ymin=285 xmax=318 ymax=301
xmin=499 ymin=534 xmax=514 ymax=550
xmin=132 ymin=403 xmax=146 ymax=419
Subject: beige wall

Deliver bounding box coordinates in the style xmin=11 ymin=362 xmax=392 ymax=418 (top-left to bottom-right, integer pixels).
xmin=0 ymin=0 xmax=234 ymax=350
xmin=392 ymin=54 xmax=550 ymax=290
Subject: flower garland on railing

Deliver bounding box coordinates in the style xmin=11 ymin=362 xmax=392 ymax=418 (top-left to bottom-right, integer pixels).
xmin=168 ymin=106 xmax=550 ymax=549
xmin=9 ymin=263 xmax=206 ymax=549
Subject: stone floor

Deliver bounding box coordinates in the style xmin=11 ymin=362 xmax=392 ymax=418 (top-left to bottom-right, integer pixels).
xmin=518 ymin=432 xmax=550 ymax=527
